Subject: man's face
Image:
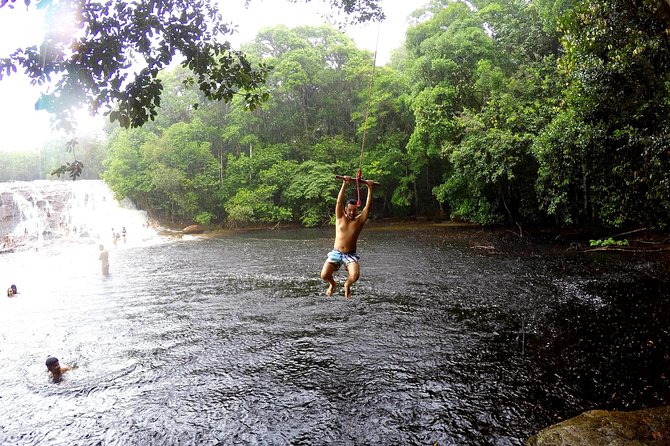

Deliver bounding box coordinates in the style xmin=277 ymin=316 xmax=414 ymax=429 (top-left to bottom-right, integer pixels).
xmin=47 ymin=361 xmax=60 ymax=373
xmin=344 ymin=203 xmax=358 ymax=220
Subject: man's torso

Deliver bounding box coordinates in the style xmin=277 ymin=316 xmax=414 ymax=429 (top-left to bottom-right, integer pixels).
xmin=334 ymin=216 xmax=364 ymax=252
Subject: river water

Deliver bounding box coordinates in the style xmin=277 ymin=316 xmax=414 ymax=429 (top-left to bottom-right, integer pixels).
xmin=0 ymin=223 xmax=668 ymax=445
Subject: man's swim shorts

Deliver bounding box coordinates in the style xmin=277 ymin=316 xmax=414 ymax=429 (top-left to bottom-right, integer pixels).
xmin=326 ymin=249 xmax=360 ymax=267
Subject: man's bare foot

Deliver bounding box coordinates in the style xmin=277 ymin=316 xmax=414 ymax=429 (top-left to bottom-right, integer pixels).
xmin=344 ymin=282 xmax=352 ymax=298
xmin=326 ymin=282 xmax=336 ymax=296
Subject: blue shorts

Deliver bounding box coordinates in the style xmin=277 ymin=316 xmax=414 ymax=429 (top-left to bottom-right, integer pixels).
xmin=326 ymin=249 xmax=360 ymax=268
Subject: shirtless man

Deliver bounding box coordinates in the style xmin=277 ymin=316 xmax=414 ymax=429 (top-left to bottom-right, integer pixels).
xmin=45 ymin=356 xmax=72 ymax=382
xmin=320 ymin=176 xmax=375 ymax=298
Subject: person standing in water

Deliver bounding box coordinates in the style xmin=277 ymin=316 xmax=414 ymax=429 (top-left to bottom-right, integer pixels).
xmin=99 ymin=244 xmax=109 ymax=276
xmin=320 ymin=176 xmax=375 ymax=298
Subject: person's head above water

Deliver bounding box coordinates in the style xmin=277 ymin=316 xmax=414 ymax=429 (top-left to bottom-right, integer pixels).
xmin=45 ymin=356 xmax=60 ymax=371
xmin=45 ymin=356 xmax=72 ymax=380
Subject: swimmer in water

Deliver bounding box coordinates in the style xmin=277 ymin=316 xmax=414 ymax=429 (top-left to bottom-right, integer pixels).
xmin=45 ymin=356 xmax=72 ymax=382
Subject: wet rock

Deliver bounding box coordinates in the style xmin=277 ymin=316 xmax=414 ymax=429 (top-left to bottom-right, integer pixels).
xmin=182 ymin=224 xmax=205 ymax=235
xmin=527 ymin=406 xmax=670 ymax=446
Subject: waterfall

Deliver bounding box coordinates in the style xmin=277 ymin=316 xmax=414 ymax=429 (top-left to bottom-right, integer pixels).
xmin=0 ymin=180 xmax=158 ymax=251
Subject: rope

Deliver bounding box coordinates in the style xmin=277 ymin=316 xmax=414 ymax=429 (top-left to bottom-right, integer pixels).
xmin=356 ymin=23 xmax=380 ymax=206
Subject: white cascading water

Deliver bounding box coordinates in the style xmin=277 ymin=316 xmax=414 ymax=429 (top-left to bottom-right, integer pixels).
xmin=0 ymin=180 xmax=160 ymax=251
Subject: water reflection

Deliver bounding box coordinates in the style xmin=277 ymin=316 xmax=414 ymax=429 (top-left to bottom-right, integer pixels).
xmin=0 ymin=227 xmax=668 ymax=445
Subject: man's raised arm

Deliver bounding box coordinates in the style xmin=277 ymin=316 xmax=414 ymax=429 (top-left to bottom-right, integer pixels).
xmin=335 ymin=176 xmax=350 ymax=219
xmin=359 ymin=181 xmax=374 ymax=223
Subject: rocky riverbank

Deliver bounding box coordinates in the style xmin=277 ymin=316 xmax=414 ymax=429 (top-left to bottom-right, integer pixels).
xmin=527 ymin=406 xmax=670 ymax=445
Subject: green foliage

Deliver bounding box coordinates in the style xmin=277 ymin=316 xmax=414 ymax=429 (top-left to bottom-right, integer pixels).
xmin=391 ymin=176 xmax=414 ymax=210
xmin=146 ymin=120 xmax=221 ymax=222
xmin=238 ymin=25 xmax=373 ymax=148
xmin=403 ymin=0 xmax=563 ymax=223
xmin=312 ymin=136 xmax=359 ymax=166
xmin=102 ymin=127 xmax=156 ymax=202
xmin=404 ymin=1 xmax=504 ymax=216
xmin=449 ymin=196 xmax=503 ymax=225
xmin=90 ymin=2 xmax=670 ymax=232
xmin=589 ymin=238 xmax=630 ymax=247
xmin=533 ymin=109 xmax=597 ymax=225
xmin=362 ymin=134 xmax=412 ymax=213
xmin=221 ymin=145 xmax=298 ymax=225
xmin=225 ymin=185 xmax=292 ymax=225
xmin=0 ymin=152 xmax=42 ymax=181
xmin=194 ymin=211 xmax=216 ymax=226
xmin=284 ymin=160 xmax=340 ymax=227
xmin=103 ymin=119 xmax=221 ymax=223
xmin=544 ymin=0 xmax=670 ymax=228
xmin=99 ymin=20 xmax=391 ymax=227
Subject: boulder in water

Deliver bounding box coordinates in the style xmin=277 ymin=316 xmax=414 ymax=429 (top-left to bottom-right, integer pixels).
xmin=182 ymin=225 xmax=205 ymax=235
xmin=527 ymin=406 xmax=670 ymax=445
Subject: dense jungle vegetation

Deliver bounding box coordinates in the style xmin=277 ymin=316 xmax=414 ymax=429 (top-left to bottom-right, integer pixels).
xmin=3 ymin=0 xmax=670 ymax=230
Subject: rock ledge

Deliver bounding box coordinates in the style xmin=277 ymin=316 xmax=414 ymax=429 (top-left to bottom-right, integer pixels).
xmin=527 ymin=406 xmax=670 ymax=446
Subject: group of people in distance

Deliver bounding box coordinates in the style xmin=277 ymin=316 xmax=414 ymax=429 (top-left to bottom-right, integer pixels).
xmin=111 ymin=226 xmax=127 ymax=246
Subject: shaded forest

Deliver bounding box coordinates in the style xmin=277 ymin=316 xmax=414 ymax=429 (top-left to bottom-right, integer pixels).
xmin=3 ymin=0 xmax=670 ymax=231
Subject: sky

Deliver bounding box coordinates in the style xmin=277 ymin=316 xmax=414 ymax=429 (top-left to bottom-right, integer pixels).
xmin=0 ymin=0 xmax=426 ymax=153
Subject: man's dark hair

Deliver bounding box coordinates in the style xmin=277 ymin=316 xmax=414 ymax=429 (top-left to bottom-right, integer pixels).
xmin=346 ymin=199 xmax=358 ymax=207
xmin=45 ymin=357 xmax=59 ymax=368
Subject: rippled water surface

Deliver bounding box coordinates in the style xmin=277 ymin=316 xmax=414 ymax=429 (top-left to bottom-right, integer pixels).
xmin=0 ymin=226 xmax=668 ymax=445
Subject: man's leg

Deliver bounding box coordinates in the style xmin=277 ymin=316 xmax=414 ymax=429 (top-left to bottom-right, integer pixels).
xmin=344 ymin=261 xmax=360 ymax=298
xmin=320 ymin=261 xmax=338 ymax=296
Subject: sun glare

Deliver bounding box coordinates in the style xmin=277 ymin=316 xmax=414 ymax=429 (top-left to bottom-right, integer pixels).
xmin=72 ymin=107 xmax=106 ymax=140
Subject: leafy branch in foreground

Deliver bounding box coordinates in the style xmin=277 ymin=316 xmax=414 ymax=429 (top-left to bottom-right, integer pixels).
xmin=51 ymin=160 xmax=84 ymax=180
xmin=0 ymin=0 xmax=384 ymax=132
xmin=50 ymin=136 xmax=83 ymax=180
xmin=0 ymin=0 xmax=271 ymax=132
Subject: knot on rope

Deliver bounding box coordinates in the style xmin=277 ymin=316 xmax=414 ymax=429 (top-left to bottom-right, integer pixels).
xmin=355 ymin=169 xmax=362 ymax=207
